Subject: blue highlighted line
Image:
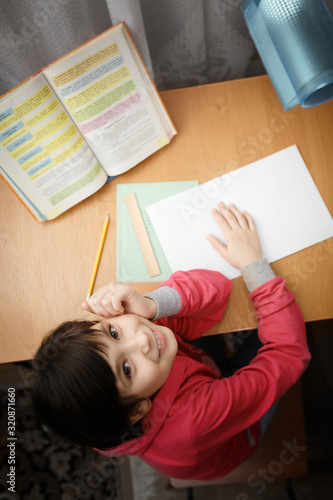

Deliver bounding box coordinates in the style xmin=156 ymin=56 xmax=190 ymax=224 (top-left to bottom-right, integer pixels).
xmin=0 ymin=121 xmax=24 ymax=141
xmin=0 ymin=108 xmax=14 ymax=122
xmin=27 ymin=158 xmax=52 ymax=177
xmin=18 ymin=146 xmax=43 ymax=165
xmin=7 ymin=132 xmax=33 ymax=152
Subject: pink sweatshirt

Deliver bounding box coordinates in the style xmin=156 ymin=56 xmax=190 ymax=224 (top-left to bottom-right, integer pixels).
xmin=97 ymin=266 xmax=311 ymax=481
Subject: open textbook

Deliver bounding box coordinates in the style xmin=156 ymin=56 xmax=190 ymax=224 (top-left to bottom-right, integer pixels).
xmin=146 ymin=146 xmax=333 ymax=279
xmin=0 ymin=23 xmax=176 ymax=221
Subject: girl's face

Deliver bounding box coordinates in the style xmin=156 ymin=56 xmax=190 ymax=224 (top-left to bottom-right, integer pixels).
xmin=95 ymin=315 xmax=178 ymax=400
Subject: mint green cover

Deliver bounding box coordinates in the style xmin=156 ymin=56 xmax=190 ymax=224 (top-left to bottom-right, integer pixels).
xmin=117 ymin=181 xmax=198 ymax=282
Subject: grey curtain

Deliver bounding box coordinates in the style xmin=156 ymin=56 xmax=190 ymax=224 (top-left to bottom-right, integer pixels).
xmin=0 ymin=0 xmax=259 ymax=96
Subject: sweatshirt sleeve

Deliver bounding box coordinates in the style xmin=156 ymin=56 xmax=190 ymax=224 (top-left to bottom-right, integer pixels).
xmin=153 ymin=269 xmax=233 ymax=341
xmin=178 ymin=275 xmax=311 ymax=447
xmin=145 ymin=259 xmax=274 ymax=320
xmin=144 ymin=286 xmax=181 ymax=320
xmin=240 ymin=257 xmax=276 ymax=292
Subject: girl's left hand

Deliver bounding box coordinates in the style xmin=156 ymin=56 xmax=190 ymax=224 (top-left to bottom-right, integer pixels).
xmin=207 ymin=202 xmax=262 ymax=269
xmin=82 ymin=283 xmax=157 ymax=319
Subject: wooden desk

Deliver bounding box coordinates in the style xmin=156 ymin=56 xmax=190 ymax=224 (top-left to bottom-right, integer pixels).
xmin=1 ymin=76 xmax=333 ymax=363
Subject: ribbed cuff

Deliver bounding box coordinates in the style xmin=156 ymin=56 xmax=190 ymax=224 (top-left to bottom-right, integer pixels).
xmin=240 ymin=258 xmax=275 ymax=292
xmin=144 ymin=286 xmax=181 ymax=320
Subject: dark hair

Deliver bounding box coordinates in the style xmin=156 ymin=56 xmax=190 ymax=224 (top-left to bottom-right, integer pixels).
xmin=32 ymin=320 xmax=142 ymax=449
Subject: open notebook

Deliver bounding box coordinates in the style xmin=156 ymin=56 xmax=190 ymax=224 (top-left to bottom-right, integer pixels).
xmin=146 ymin=145 xmax=333 ymax=279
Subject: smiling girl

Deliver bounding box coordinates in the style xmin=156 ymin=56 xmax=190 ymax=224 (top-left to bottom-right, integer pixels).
xmin=32 ymin=203 xmax=311 ymax=481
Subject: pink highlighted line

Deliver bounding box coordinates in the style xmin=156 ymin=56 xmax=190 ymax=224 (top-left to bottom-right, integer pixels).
xmin=80 ymin=92 xmax=142 ymax=134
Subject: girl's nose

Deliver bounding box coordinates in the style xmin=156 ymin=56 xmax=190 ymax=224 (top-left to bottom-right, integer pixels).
xmin=133 ymin=330 xmax=150 ymax=355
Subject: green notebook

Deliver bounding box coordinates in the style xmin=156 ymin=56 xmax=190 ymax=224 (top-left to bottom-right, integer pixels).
xmin=116 ymin=181 xmax=198 ymax=282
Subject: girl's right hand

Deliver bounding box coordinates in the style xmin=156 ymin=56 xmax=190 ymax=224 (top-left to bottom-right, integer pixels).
xmin=207 ymin=202 xmax=263 ymax=269
xmin=82 ymin=283 xmax=157 ymax=319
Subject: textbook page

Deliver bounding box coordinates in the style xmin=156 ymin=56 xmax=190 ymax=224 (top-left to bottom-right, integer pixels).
xmin=146 ymin=146 xmax=333 ymax=279
xmin=0 ymin=75 xmax=107 ymax=221
xmin=44 ymin=23 xmax=176 ymax=178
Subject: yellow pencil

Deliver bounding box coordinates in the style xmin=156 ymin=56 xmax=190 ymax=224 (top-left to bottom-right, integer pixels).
xmin=86 ymin=215 xmax=110 ymax=300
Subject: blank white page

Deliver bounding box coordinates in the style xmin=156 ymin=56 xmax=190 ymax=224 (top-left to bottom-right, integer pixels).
xmin=146 ymin=145 xmax=333 ymax=279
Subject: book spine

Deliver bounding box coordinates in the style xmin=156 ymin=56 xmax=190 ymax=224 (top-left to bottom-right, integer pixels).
xmin=0 ymin=173 xmax=42 ymax=223
xmin=122 ymin=22 xmax=177 ymax=136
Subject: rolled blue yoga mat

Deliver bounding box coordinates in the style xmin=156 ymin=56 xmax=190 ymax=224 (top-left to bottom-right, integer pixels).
xmin=241 ymin=0 xmax=333 ymax=110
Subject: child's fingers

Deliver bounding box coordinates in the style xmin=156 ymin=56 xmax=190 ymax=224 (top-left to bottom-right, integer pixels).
xmin=109 ymin=290 xmax=125 ymax=314
xmin=99 ymin=289 xmax=125 ymax=315
xmin=228 ymin=203 xmax=249 ymax=229
xmin=84 ymin=288 xmax=118 ymax=317
xmin=82 ymin=300 xmax=93 ymax=313
xmin=216 ymin=202 xmax=234 ymax=228
xmin=86 ymin=300 xmax=110 ymax=317
xmin=217 ymin=202 xmax=245 ymax=230
xmin=243 ymin=211 xmax=257 ymax=231
xmin=212 ymin=206 xmax=232 ymax=233
xmin=206 ymin=234 xmax=228 ymax=258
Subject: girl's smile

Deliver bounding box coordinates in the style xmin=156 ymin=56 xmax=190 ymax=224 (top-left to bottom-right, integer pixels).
xmin=95 ymin=314 xmax=178 ymax=401
xmin=152 ymin=328 xmax=166 ymax=357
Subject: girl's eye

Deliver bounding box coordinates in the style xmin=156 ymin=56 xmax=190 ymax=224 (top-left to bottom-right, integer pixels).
xmin=123 ymin=361 xmax=131 ymax=379
xmin=108 ymin=325 xmax=119 ymax=340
